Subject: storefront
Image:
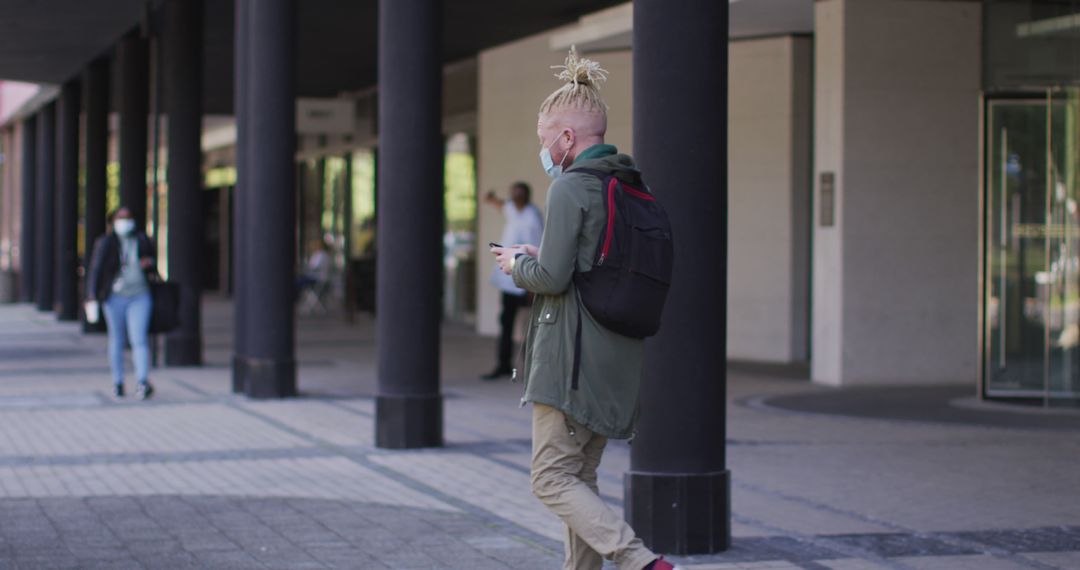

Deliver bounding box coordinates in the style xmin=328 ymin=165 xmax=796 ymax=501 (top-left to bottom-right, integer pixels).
xmin=982 ymin=0 xmax=1080 ymax=405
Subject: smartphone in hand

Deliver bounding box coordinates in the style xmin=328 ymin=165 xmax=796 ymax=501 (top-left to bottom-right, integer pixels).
xmin=488 ymin=242 xmax=503 ymax=249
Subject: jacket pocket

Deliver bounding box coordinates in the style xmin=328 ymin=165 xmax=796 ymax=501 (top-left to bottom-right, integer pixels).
xmin=530 ymin=298 xmax=561 ymax=362
xmin=537 ymin=308 xmax=559 ymax=324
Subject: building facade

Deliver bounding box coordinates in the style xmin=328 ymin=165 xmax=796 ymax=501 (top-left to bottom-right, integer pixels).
xmin=0 ymin=2 xmax=1075 ymax=397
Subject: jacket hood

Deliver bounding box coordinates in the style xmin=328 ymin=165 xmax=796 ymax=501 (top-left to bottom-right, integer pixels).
xmin=568 ymin=153 xmax=643 ymax=186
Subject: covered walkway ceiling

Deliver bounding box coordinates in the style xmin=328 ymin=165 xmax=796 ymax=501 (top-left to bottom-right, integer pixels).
xmin=0 ymin=0 xmax=626 ymax=113
xmin=552 ymin=0 xmax=813 ymax=55
xmin=0 ymin=0 xmax=143 ymax=84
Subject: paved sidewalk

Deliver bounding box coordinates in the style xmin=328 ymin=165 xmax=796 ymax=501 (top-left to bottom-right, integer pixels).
xmin=0 ymin=300 xmax=1078 ymax=569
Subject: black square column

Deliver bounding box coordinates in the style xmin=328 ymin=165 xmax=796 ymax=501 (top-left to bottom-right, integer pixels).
xmin=56 ymin=79 xmax=81 ymax=321
xmin=231 ymin=0 xmax=250 ymax=392
xmin=235 ymin=0 xmax=297 ymax=398
xmin=82 ymin=58 xmax=110 ymax=333
xmin=163 ymin=0 xmax=205 ymax=366
xmin=35 ymin=104 xmax=56 ymax=313
xmin=117 ymin=32 xmax=149 ymax=230
xmin=627 ymin=0 xmax=732 ymax=555
xmin=374 ymin=0 xmax=444 ymax=449
xmin=18 ymin=116 xmax=36 ymax=304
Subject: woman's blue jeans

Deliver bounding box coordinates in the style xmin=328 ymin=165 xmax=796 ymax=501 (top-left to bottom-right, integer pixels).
xmin=103 ymin=291 xmax=153 ymax=386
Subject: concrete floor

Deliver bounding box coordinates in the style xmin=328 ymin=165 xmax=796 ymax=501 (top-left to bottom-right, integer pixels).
xmin=0 ymin=298 xmax=1077 ymax=569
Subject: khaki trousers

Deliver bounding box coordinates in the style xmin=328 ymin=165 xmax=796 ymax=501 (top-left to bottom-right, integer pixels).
xmin=531 ymin=403 xmax=657 ymax=570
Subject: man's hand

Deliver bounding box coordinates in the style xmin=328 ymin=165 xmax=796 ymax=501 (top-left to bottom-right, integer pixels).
xmin=511 ymin=244 xmax=539 ymax=257
xmin=491 ymin=245 xmax=525 ymax=275
xmin=483 ymin=190 xmax=503 ymax=209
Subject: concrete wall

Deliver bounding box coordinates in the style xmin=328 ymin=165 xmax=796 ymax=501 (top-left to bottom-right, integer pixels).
xmin=0 ymin=126 xmax=13 ymax=272
xmin=727 ymin=35 xmax=812 ymax=363
xmin=812 ymin=0 xmax=982 ymax=385
xmin=813 ymin=0 xmax=846 ymax=382
xmin=4 ymin=123 xmax=21 ymax=273
xmin=475 ymin=31 xmax=632 ymax=336
xmin=0 ymin=123 xmax=21 ymax=301
xmin=0 ymin=81 xmax=40 ymax=126
xmin=476 ymin=29 xmax=814 ymax=359
xmin=476 ymin=1 xmax=982 ymax=382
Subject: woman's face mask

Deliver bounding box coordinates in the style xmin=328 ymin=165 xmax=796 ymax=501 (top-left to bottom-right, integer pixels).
xmin=539 ymin=132 xmax=570 ymax=179
xmin=114 ymin=219 xmax=135 ymax=236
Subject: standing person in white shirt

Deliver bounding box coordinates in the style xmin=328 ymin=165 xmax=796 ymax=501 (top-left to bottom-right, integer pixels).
xmin=482 ymin=182 xmax=543 ymax=380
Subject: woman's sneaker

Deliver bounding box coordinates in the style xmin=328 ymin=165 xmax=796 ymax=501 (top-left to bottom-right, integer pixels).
xmin=113 ymin=384 xmax=125 ymax=398
xmin=135 ymin=382 xmax=154 ymax=401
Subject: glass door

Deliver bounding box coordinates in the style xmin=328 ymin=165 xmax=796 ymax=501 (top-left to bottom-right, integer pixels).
xmin=984 ymin=89 xmax=1080 ymax=405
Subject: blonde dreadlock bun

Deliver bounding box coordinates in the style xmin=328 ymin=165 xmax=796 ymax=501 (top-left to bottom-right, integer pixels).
xmin=540 ymin=46 xmax=609 ymax=114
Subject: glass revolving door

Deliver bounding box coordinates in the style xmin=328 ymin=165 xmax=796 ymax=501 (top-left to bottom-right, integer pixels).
xmin=984 ymin=90 xmax=1080 ymax=405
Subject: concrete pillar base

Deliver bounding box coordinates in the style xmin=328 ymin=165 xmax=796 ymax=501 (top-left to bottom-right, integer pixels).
xmin=625 ymin=470 xmax=731 ymax=555
xmin=375 ymin=393 xmax=443 ymax=449
xmin=164 ymin=333 xmax=202 ymax=366
xmin=237 ymin=356 xmax=296 ymax=399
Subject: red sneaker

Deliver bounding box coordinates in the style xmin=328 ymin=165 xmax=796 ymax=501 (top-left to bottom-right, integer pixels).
xmin=649 ymin=557 xmax=681 ymax=570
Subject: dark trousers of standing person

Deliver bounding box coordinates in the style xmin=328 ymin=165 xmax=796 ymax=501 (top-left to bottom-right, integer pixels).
xmin=496 ymin=292 xmax=528 ymax=374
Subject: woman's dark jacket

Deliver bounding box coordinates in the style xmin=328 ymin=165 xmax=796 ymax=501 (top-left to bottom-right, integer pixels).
xmin=86 ymin=232 xmax=156 ymax=302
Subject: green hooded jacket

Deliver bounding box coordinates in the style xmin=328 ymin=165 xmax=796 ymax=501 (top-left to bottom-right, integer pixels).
xmin=512 ymin=145 xmax=644 ymax=439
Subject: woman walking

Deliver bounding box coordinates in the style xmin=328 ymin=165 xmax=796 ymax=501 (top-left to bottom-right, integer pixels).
xmin=86 ymin=207 xmax=156 ymax=400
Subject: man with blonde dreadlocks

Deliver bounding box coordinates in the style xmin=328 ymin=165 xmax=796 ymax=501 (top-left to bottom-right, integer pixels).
xmin=491 ymin=47 xmax=678 ymax=570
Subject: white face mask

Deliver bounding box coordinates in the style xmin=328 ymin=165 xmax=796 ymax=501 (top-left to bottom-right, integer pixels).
xmin=114 ymin=219 xmax=135 ymax=236
xmin=539 ymin=134 xmax=570 ymax=179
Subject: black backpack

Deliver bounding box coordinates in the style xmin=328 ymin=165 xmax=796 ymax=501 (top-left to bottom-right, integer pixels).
xmin=568 ymin=167 xmax=674 ymax=388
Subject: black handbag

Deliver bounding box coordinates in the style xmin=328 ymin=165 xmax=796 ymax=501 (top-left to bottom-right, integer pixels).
xmin=147 ymin=272 xmax=181 ymax=334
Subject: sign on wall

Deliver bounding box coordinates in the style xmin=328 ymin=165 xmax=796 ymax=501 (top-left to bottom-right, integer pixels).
xmin=296 ymin=98 xmax=356 ymax=135
xmin=820 ymin=172 xmax=835 ymax=228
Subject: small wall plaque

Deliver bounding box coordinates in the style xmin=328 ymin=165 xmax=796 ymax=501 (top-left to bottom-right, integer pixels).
xmin=820 ymin=172 xmax=835 ymax=227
